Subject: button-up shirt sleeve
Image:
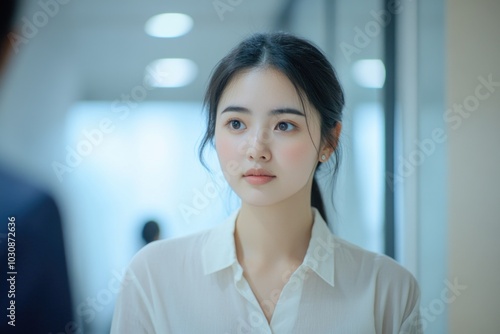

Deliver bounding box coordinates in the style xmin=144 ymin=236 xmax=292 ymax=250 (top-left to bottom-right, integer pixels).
xmin=110 ymin=248 xmax=156 ymax=334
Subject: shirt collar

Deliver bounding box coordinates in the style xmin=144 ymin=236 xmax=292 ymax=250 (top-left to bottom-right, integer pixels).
xmin=201 ymin=207 xmax=335 ymax=287
xmin=302 ymin=207 xmax=335 ymax=287
xmin=201 ymin=209 xmax=239 ymax=275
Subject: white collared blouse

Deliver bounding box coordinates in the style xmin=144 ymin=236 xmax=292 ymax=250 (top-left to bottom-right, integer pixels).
xmin=111 ymin=207 xmax=421 ymax=333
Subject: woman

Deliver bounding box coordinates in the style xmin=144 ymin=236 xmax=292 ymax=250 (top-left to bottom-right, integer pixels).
xmin=111 ymin=32 xmax=421 ymax=333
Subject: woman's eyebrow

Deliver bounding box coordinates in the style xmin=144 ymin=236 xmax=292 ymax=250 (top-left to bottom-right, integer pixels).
xmin=220 ymin=106 xmax=249 ymax=114
xmin=220 ymin=106 xmax=305 ymax=117
xmin=271 ymin=108 xmax=305 ymax=117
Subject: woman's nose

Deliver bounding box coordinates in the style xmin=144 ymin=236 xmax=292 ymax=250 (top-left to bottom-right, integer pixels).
xmin=245 ymin=128 xmax=272 ymax=161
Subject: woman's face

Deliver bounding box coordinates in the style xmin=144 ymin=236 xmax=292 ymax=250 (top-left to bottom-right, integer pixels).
xmin=214 ymin=67 xmax=324 ymax=207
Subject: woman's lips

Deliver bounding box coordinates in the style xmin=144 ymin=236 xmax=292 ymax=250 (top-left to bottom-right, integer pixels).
xmin=243 ymin=167 xmax=276 ymax=185
xmin=243 ymin=175 xmax=276 ymax=185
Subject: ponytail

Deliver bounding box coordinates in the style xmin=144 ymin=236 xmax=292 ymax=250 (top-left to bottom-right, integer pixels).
xmin=311 ymin=178 xmax=327 ymax=225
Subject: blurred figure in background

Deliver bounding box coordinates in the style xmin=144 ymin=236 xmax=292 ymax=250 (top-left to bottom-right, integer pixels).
xmin=0 ymin=0 xmax=75 ymax=333
xmin=142 ymin=220 xmax=161 ymax=245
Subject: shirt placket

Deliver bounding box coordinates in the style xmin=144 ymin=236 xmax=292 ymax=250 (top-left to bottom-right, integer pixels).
xmin=232 ymin=262 xmax=273 ymax=334
xmin=269 ymin=265 xmax=308 ymax=333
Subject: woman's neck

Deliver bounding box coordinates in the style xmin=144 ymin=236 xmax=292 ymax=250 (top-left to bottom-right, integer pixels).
xmin=234 ymin=196 xmax=314 ymax=267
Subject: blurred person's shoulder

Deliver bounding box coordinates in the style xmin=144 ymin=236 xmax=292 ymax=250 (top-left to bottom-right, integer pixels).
xmin=0 ymin=163 xmax=58 ymax=218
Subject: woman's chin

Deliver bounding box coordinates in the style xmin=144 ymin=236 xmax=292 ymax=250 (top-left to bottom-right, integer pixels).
xmin=237 ymin=195 xmax=277 ymax=207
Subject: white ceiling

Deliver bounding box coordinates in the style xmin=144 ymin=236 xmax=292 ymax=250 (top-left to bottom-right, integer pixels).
xmin=20 ymin=0 xmax=290 ymax=102
xmin=10 ymin=0 xmax=385 ymax=107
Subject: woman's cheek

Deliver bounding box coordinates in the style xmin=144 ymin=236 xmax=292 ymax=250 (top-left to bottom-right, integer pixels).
xmin=216 ymin=134 xmax=243 ymax=178
xmin=281 ymin=142 xmax=316 ymax=165
xmin=215 ymin=134 xmax=231 ymax=161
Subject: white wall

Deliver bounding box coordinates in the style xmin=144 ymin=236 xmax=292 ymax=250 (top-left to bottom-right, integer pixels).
xmin=447 ymin=1 xmax=500 ymax=333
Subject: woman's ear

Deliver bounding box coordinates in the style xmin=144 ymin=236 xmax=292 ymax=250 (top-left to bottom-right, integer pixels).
xmin=320 ymin=122 xmax=342 ymax=161
xmin=331 ymin=122 xmax=342 ymax=151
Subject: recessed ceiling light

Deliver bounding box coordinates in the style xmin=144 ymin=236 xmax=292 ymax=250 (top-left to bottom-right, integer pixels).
xmin=144 ymin=58 xmax=197 ymax=88
xmin=145 ymin=13 xmax=193 ymax=38
xmin=352 ymin=59 xmax=386 ymax=88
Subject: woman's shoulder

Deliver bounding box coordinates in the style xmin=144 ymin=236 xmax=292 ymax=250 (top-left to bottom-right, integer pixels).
xmin=125 ymin=226 xmax=217 ymax=278
xmin=332 ymin=235 xmax=419 ymax=288
xmin=331 ymin=236 xmax=421 ymax=330
xmin=138 ymin=227 xmax=214 ymax=258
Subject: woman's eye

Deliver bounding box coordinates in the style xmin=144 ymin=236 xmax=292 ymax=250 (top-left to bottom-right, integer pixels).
xmin=228 ymin=119 xmax=246 ymax=130
xmin=276 ymin=122 xmax=296 ymax=132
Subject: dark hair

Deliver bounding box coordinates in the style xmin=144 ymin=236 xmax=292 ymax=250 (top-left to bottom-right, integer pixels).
xmin=198 ymin=32 xmax=344 ymax=224
xmin=142 ymin=220 xmax=160 ymax=244
xmin=1 ymin=0 xmax=18 ymax=44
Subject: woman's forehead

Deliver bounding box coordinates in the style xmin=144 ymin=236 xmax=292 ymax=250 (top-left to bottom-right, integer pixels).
xmin=217 ymin=67 xmax=316 ymax=117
